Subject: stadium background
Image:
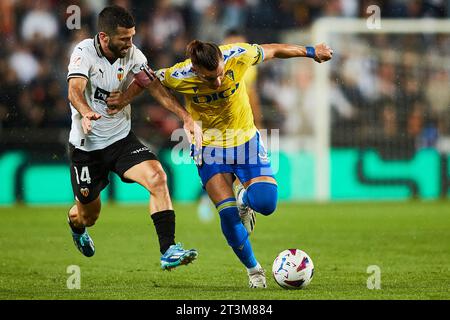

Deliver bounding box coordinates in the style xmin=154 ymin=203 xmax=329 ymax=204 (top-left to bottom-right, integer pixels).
xmin=1 ymin=0 xmax=449 ymax=205
xmin=0 ymin=0 xmax=449 ymax=301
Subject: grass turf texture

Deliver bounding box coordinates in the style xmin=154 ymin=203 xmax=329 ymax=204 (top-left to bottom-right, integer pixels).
xmin=0 ymin=202 xmax=449 ymax=300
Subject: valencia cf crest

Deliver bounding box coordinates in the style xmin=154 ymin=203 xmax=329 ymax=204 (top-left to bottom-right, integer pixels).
xmin=80 ymin=188 xmax=89 ymax=198
xmin=225 ymin=70 xmax=235 ymax=81
xmin=117 ymin=67 xmax=124 ymax=81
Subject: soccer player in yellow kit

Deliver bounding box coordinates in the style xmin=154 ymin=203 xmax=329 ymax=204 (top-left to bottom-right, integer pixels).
xmin=223 ymin=30 xmax=263 ymax=128
xmin=197 ymin=30 xmax=263 ymax=222
xmin=108 ymin=40 xmax=333 ymax=288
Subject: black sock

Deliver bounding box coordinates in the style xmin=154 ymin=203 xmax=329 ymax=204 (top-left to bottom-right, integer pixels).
xmin=151 ymin=210 xmax=176 ymax=254
xmin=67 ymin=212 xmax=85 ymax=234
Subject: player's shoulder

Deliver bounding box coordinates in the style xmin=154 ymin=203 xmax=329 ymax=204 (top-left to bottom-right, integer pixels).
xmin=220 ymin=43 xmax=255 ymax=60
xmin=165 ymin=59 xmax=196 ymax=81
xmin=72 ymin=38 xmax=96 ymax=56
xmin=220 ymin=42 xmax=253 ymax=51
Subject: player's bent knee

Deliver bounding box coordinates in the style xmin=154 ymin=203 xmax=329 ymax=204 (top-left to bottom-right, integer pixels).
xmin=245 ymin=182 xmax=278 ymax=216
xmin=145 ymin=169 xmax=168 ymax=192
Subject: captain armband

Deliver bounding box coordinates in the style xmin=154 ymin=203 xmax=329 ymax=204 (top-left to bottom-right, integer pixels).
xmin=134 ymin=63 xmax=157 ymax=88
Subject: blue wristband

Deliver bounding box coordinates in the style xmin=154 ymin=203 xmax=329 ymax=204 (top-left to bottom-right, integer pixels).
xmin=306 ymin=46 xmax=315 ymax=58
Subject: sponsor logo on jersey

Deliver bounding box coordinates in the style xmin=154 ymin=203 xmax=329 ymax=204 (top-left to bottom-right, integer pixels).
xmin=93 ymin=87 xmax=110 ymax=103
xmin=192 ymin=83 xmax=240 ymax=104
xmin=70 ymin=56 xmax=82 ymax=68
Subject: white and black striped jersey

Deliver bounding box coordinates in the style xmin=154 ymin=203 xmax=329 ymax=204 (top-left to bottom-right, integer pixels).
xmin=67 ymin=34 xmax=147 ymax=151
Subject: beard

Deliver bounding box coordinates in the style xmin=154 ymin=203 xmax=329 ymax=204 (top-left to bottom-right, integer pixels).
xmin=108 ymin=41 xmax=129 ymax=59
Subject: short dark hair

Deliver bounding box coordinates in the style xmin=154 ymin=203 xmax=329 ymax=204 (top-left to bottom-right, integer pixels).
xmin=98 ymin=5 xmax=135 ymax=35
xmin=186 ymin=40 xmax=222 ymax=71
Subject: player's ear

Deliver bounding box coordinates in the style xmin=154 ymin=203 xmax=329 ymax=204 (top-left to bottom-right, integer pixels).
xmin=99 ymin=32 xmax=109 ymax=42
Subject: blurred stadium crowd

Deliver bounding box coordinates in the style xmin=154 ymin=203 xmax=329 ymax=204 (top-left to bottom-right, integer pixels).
xmin=329 ymin=32 xmax=450 ymax=154
xmin=0 ymin=0 xmax=448 ymax=154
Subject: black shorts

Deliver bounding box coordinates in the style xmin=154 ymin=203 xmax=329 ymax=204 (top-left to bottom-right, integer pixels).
xmin=69 ymin=131 xmax=157 ymax=204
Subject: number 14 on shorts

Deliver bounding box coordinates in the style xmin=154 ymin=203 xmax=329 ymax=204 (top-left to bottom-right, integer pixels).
xmin=73 ymin=166 xmax=91 ymax=185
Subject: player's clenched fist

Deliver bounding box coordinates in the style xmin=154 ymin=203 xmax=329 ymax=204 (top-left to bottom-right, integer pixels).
xmin=106 ymin=91 xmax=125 ymax=115
xmin=314 ymin=43 xmax=333 ymax=63
xmin=81 ymin=111 xmax=101 ymax=134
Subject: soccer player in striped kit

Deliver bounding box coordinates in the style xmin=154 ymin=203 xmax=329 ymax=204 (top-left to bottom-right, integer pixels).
xmin=66 ymin=5 xmax=201 ymax=270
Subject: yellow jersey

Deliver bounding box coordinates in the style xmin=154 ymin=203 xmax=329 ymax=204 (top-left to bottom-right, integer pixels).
xmin=243 ymin=62 xmax=258 ymax=88
xmin=156 ymin=42 xmax=264 ymax=147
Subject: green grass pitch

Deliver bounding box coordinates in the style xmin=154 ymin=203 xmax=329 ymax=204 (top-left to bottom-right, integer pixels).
xmin=0 ymin=201 xmax=449 ymax=300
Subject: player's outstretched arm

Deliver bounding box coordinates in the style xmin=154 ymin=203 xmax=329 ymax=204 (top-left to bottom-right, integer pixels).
xmin=260 ymin=43 xmax=333 ymax=63
xmin=109 ymin=64 xmax=202 ymax=147
xmin=145 ymin=78 xmax=202 ymax=148
xmin=129 ymin=65 xmax=202 ymax=146
xmin=68 ymin=77 xmax=101 ymax=134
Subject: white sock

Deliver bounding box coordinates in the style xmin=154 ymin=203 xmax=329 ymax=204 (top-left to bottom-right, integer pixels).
xmin=247 ymin=262 xmax=262 ymax=274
